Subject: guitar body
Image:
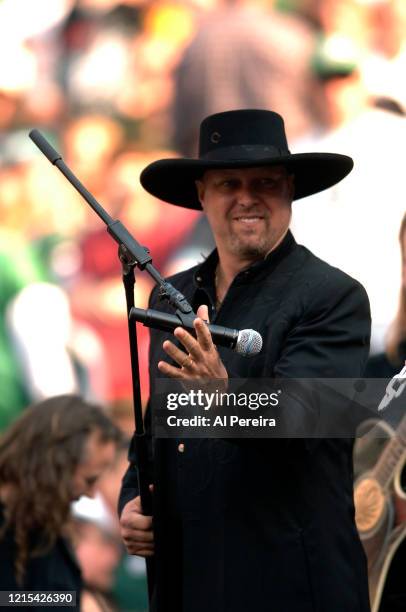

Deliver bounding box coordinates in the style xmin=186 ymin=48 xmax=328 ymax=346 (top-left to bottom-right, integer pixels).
xmin=354 ymin=418 xmax=406 ymax=612
xmin=369 ymin=525 xmax=406 ymax=612
xmin=393 ymin=460 xmax=406 ymax=525
xmin=354 ymin=473 xmax=392 ymax=571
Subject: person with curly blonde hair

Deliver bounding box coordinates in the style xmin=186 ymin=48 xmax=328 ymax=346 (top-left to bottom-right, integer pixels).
xmin=366 ymin=213 xmax=406 ymax=376
xmin=0 ymin=395 xmax=121 ymax=606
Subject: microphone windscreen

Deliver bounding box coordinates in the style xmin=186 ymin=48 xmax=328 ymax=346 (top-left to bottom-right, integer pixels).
xmin=235 ymin=329 xmax=262 ymax=356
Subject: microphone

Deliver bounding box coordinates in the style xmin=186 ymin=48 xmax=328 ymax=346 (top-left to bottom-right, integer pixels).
xmin=130 ymin=307 xmax=262 ymax=357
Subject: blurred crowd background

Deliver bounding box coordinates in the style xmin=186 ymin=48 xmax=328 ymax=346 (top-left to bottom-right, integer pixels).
xmin=1 ymin=0 xmax=406 ymax=609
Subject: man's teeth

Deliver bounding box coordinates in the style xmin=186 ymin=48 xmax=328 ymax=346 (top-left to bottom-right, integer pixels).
xmin=236 ymin=216 xmax=262 ymax=222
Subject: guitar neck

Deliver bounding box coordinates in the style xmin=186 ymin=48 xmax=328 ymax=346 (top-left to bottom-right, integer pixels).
xmin=373 ymin=413 xmax=406 ymax=489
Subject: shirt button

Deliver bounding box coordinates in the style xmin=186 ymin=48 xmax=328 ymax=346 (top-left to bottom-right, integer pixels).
xmin=178 ymin=443 xmax=185 ymax=453
xmin=196 ymin=276 xmax=202 ymax=283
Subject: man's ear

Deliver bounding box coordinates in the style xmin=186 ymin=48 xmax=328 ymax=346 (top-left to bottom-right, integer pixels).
xmin=195 ymin=179 xmax=205 ymax=208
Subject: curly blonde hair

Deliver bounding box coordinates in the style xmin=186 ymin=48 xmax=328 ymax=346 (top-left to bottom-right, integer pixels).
xmin=0 ymin=395 xmax=122 ymax=585
xmin=386 ymin=213 xmax=406 ymax=364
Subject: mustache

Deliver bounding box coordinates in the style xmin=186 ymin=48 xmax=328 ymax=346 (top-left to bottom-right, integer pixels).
xmin=230 ymin=208 xmax=268 ymax=218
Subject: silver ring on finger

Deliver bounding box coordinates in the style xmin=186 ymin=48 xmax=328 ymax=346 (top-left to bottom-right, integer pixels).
xmin=182 ymin=356 xmax=193 ymax=369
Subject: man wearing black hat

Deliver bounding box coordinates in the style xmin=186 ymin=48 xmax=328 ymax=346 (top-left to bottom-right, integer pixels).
xmin=119 ymin=110 xmax=371 ymax=612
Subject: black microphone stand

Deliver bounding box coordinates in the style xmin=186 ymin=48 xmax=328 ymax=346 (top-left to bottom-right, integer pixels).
xmin=29 ymin=129 xmax=196 ymax=606
xmin=119 ymin=245 xmax=155 ymax=601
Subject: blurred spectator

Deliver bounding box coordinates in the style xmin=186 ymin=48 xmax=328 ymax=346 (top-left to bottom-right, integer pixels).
xmin=124 ymin=1 xmax=196 ymax=126
xmin=362 ymin=0 xmax=406 ymax=115
xmin=365 ymin=213 xmax=406 ymax=377
xmin=6 ymin=280 xmax=94 ymax=403
xmin=314 ymin=0 xmax=370 ymax=46
xmin=291 ymin=41 xmax=406 ymax=352
xmin=104 ymin=444 xmax=149 ymax=612
xmin=0 ymin=395 xmax=121 ymax=605
xmin=0 ymin=158 xmax=86 ymax=406
xmin=0 ymin=229 xmax=41 ymax=428
xmin=72 ymin=500 xmax=122 ymax=612
xmin=73 ymin=441 xmax=149 ymax=610
xmin=97 ymin=439 xmax=130 ymax=520
xmin=0 ymin=92 xmax=21 ymax=131
xmin=61 ymin=1 xmax=140 ymax=116
xmin=62 ymin=114 xmax=125 ymax=192
xmin=171 ymin=0 xmax=320 ymax=156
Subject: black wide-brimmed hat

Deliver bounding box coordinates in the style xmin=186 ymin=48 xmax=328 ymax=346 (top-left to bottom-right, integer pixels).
xmin=140 ymin=109 xmax=353 ymax=209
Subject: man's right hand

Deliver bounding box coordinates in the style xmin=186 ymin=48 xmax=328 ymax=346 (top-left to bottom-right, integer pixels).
xmin=120 ymin=495 xmax=154 ymax=557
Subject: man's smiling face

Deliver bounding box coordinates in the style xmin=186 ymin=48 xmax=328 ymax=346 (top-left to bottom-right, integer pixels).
xmin=196 ymin=165 xmax=294 ymax=262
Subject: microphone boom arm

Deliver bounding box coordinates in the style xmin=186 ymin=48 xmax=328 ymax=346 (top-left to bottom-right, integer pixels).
xmin=28 ymin=129 xmax=193 ymax=314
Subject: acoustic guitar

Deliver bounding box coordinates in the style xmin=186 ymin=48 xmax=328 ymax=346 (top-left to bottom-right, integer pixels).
xmin=354 ymin=415 xmax=406 ymax=611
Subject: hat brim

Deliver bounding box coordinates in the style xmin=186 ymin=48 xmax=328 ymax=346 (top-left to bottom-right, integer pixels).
xmin=140 ymin=153 xmax=353 ymax=209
